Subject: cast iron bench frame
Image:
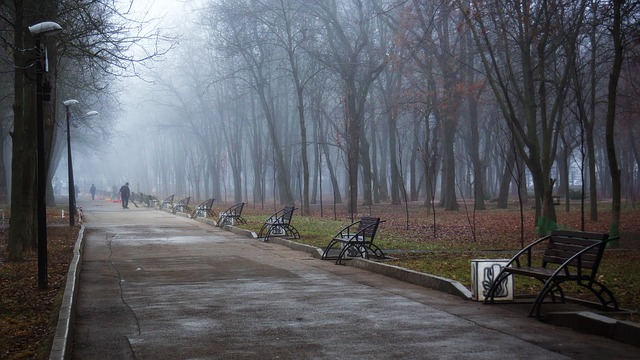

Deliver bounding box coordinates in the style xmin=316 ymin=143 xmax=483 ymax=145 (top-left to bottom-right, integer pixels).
xmin=217 ymin=202 xmax=246 ymax=226
xmin=191 ymin=198 xmax=216 ymax=219
xmin=258 ymin=205 xmax=300 ymax=242
xmin=160 ymin=194 xmax=175 ymax=210
xmin=172 ymin=196 xmax=191 ymax=214
xmin=321 ymin=216 xmax=385 ymax=265
xmin=145 ymin=194 xmax=158 ymax=208
xmin=484 ymin=229 xmax=619 ymax=317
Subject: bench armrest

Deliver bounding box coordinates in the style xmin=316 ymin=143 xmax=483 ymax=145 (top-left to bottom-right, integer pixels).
xmin=504 ymin=235 xmax=552 ymax=268
xmin=333 ymin=220 xmax=380 ymax=243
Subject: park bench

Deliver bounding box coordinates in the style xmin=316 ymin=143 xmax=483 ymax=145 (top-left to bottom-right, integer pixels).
xmin=172 ymin=196 xmax=191 ymax=214
xmin=160 ymin=194 xmax=175 ymax=209
xmin=192 ymin=198 xmax=216 ymax=219
xmin=147 ymin=195 xmax=159 ymax=208
xmin=258 ymin=205 xmax=300 ymax=242
xmin=217 ymin=202 xmax=246 ymax=226
xmin=128 ymin=193 xmax=142 ymax=208
xmin=321 ymin=216 xmax=385 ymax=265
xmin=484 ymin=229 xmax=619 ymax=317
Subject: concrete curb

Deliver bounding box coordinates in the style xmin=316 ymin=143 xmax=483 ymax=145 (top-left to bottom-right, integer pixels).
xmin=266 ymin=236 xmax=471 ymax=298
xmin=348 ymin=258 xmax=472 ymax=299
xmin=50 ymin=225 xmax=85 ymax=360
xmin=268 ymin=236 xmax=324 ymax=258
xmin=546 ymin=311 xmax=640 ymax=348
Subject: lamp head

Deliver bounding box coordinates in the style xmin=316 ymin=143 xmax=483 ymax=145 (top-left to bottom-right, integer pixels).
xmin=63 ymin=99 xmax=79 ymax=107
xmin=28 ymin=21 xmax=63 ymax=37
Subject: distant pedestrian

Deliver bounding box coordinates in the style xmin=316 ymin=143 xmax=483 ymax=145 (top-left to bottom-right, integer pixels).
xmin=90 ymin=184 xmax=96 ymax=200
xmin=119 ymin=182 xmax=131 ymax=209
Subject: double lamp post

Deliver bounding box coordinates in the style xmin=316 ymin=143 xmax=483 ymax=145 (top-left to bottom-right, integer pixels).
xmin=30 ymin=21 xmax=97 ymax=288
xmin=29 ymin=21 xmax=63 ymax=289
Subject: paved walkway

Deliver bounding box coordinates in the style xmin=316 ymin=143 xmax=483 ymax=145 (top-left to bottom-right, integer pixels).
xmin=68 ymin=201 xmax=638 ymax=359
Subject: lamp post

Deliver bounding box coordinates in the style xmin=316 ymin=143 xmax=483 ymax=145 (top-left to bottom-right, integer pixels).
xmin=63 ymin=105 xmax=98 ymax=226
xmin=29 ymin=21 xmax=63 ymax=290
xmin=63 ymin=99 xmax=79 ymax=226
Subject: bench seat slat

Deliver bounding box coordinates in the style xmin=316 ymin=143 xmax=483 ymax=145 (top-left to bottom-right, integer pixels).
xmin=506 ymin=266 xmax=557 ymax=279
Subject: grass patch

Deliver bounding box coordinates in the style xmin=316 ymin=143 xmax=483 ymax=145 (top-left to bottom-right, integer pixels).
xmin=236 ymin=204 xmax=640 ymax=313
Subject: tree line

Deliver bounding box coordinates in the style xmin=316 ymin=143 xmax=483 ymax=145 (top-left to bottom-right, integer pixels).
xmin=1 ymin=0 xmax=639 ymax=259
xmin=130 ymin=0 xmax=638 ymax=227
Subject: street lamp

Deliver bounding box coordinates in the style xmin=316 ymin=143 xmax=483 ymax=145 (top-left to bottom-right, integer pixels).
xmin=29 ymin=21 xmax=63 ymax=290
xmin=63 ymin=99 xmax=79 ymax=226
xmin=63 ymin=102 xmax=98 ymax=226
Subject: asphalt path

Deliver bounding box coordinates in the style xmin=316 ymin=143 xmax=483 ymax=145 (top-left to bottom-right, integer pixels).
xmin=70 ymin=200 xmax=639 ymax=359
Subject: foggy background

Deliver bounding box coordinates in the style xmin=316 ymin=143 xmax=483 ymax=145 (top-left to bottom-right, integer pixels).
xmin=44 ymin=0 xmax=639 ymax=217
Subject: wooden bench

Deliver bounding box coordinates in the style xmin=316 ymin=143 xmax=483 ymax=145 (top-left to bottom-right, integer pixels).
xmin=552 ymin=196 xmax=561 ymax=205
xmin=484 ymin=230 xmax=619 ymax=317
xmin=321 ymin=217 xmax=385 ymax=265
xmin=217 ymin=202 xmax=246 ymax=226
xmin=172 ymin=196 xmax=191 ymax=214
xmin=145 ymin=194 xmax=158 ymax=208
xmin=160 ymin=194 xmax=174 ymax=209
xmin=191 ymin=198 xmax=216 ymax=219
xmin=258 ymin=205 xmax=300 ymax=242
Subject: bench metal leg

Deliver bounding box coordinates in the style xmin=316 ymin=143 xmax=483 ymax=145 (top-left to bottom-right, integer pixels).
xmin=258 ymin=223 xmax=270 ymax=238
xmin=321 ymin=239 xmax=340 ymax=260
xmin=366 ymin=244 xmax=385 ymax=259
xmin=578 ymin=280 xmax=620 ymax=311
xmin=530 ymin=280 xmax=565 ymax=317
xmin=484 ymin=270 xmax=512 ymax=304
xmin=284 ymin=225 xmax=300 ymax=239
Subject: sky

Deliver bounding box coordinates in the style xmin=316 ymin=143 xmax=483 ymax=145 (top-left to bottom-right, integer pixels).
xmin=68 ymin=0 xmax=197 ymax=190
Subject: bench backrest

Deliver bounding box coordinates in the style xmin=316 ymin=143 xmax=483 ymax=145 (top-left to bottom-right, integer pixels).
xmin=162 ymin=194 xmax=175 ymax=203
xmin=199 ymin=198 xmax=214 ymax=209
xmin=281 ymin=205 xmax=295 ymax=224
xmin=228 ymin=202 xmax=244 ymax=216
xmin=542 ymin=230 xmax=608 ymax=271
xmin=177 ymin=197 xmax=190 ymax=205
xmin=358 ymin=217 xmax=381 ymax=240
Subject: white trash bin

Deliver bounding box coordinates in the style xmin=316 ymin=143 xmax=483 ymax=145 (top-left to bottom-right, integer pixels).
xmin=471 ymin=259 xmax=514 ymax=301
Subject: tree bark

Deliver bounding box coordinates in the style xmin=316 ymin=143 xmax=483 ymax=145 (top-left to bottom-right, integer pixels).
xmin=8 ymin=2 xmax=37 ymax=259
xmin=605 ymin=0 xmax=623 ymax=239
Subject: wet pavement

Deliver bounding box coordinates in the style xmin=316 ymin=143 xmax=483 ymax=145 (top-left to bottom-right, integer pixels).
xmin=66 ymin=200 xmax=639 ymax=359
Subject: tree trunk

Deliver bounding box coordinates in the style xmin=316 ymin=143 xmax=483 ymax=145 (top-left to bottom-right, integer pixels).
xmin=496 ymin=145 xmax=515 ymax=209
xmin=359 ymin=131 xmax=373 ymax=207
xmin=388 ymin=109 xmax=401 ymax=205
xmin=345 ymin=83 xmax=361 ymax=214
xmin=441 ymin=116 xmax=458 ymax=210
xmin=8 ymin=4 xmax=37 ymax=259
xmin=605 ymin=0 xmax=623 ymax=240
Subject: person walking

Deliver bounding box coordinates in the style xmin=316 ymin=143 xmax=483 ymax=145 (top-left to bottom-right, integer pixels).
xmin=90 ymin=184 xmax=96 ymax=200
xmin=119 ymin=182 xmax=131 ymax=209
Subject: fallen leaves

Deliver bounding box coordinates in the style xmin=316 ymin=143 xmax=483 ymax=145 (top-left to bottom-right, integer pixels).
xmin=1 ymin=224 xmax=79 ymax=360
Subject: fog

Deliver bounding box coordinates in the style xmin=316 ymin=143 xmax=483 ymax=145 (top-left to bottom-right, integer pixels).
xmin=49 ymin=0 xmax=639 ymax=214
xmin=62 ymin=0 xmax=195 ymax=198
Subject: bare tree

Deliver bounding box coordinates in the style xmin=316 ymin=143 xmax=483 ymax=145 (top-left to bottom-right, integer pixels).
xmin=459 ymin=0 xmax=589 ymax=231
xmin=308 ymin=0 xmax=388 ymax=215
xmin=208 ymin=0 xmax=295 ymax=205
